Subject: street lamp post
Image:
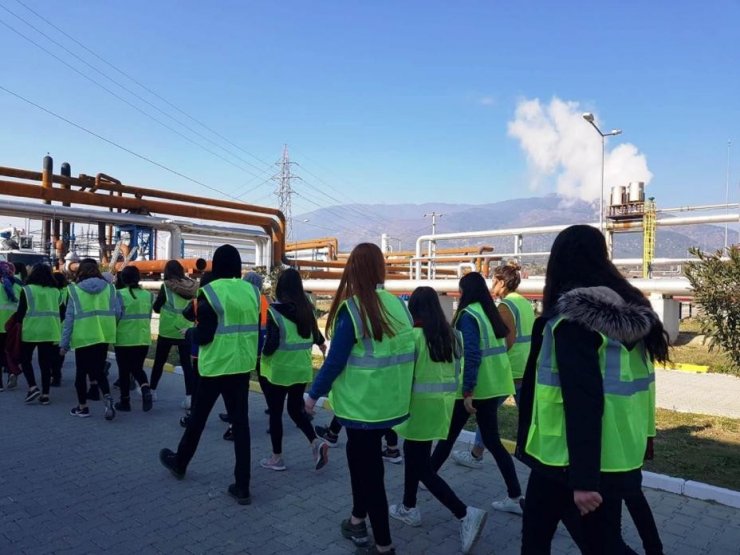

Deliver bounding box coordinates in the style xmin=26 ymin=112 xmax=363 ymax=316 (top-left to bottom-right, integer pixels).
xmin=582 ymin=113 xmax=622 ymax=234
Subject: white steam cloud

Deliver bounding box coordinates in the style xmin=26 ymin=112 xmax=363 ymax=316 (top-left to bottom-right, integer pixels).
xmin=507 ymin=97 xmax=652 ymax=203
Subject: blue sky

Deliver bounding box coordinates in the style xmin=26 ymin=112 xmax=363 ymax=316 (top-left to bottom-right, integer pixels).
xmin=1 ymin=0 xmax=739 ymax=220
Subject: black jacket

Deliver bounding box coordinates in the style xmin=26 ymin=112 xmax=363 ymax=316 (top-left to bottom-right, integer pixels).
xmin=516 ymin=286 xmax=660 ymax=495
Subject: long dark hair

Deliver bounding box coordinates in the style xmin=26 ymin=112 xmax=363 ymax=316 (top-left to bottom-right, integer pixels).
xmin=455 ymin=272 xmax=509 ymax=338
xmin=408 ymin=286 xmax=457 ymax=363
xmin=544 ymin=225 xmax=669 ymax=363
xmin=275 ymin=268 xmax=315 ymax=339
xmin=76 ymin=258 xmax=102 ymax=283
xmin=26 ymin=263 xmax=56 ymax=288
xmin=119 ymin=266 xmax=141 ymax=299
xmin=164 ymin=260 xmax=185 ymax=281
xmin=325 ymin=243 xmax=395 ymax=340
xmin=52 ymin=271 xmax=68 ymax=290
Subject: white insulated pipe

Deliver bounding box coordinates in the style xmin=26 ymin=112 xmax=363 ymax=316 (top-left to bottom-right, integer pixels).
xmin=302 ymin=277 xmax=693 ymax=297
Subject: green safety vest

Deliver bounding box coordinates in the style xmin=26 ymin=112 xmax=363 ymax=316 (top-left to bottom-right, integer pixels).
xmin=525 ymin=317 xmax=656 ymax=472
xmin=329 ymin=289 xmax=415 ymax=424
xmin=159 ymin=286 xmax=192 ymax=339
xmin=198 ymin=279 xmax=260 ymax=377
xmin=261 ymin=306 xmax=314 ymax=386
xmin=499 ymin=292 xmax=535 ymax=380
xmin=454 ymin=303 xmax=514 ymax=400
xmin=0 ymin=281 xmax=22 ymax=330
xmin=116 ymin=288 xmax=153 ymax=347
xmin=68 ymin=283 xmax=117 ymax=349
xmin=21 ymin=285 xmax=62 ymax=343
xmin=394 ymin=328 xmax=460 ymax=441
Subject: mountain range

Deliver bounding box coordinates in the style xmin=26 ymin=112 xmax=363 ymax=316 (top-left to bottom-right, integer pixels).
xmin=292 ymin=195 xmax=738 ymax=259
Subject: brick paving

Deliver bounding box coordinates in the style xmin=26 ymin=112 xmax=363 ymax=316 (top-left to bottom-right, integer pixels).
xmin=1 ymin=357 xmax=739 ymax=555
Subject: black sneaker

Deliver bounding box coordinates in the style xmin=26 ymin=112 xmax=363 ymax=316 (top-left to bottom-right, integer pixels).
xmin=115 ymin=399 xmax=131 ymax=412
xmin=218 ymin=412 xmax=231 ymax=423
xmin=70 ymin=406 xmax=90 ymax=418
xmin=355 ymin=547 xmax=396 ymax=555
xmin=24 ymin=389 xmax=41 ymax=403
xmin=87 ymin=385 xmax=100 ymax=401
xmin=159 ymin=448 xmax=185 ymax=480
xmin=315 ymin=425 xmax=340 ymax=447
xmin=223 ymin=426 xmax=234 ymax=441
xmin=341 ymin=519 xmax=369 ymax=547
xmin=141 ymin=385 xmax=153 ymax=412
xmin=39 ymin=395 xmax=50 ymax=405
xmin=382 ymin=447 xmax=403 ymax=464
xmin=104 ymin=395 xmax=116 ymax=421
xmin=227 ymin=483 xmax=251 ymax=505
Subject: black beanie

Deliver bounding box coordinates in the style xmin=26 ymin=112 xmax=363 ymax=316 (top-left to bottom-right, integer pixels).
xmin=212 ymin=244 xmax=242 ymax=279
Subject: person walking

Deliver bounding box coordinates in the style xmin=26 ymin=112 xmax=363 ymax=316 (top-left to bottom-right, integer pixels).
xmin=0 ymin=261 xmax=22 ymax=391
xmin=150 ymin=260 xmax=197 ymax=406
xmin=61 ymin=258 xmax=120 ymax=420
xmin=259 ymin=268 xmax=329 ymax=472
xmin=430 ymin=272 xmax=524 ymax=514
xmin=388 ymin=286 xmax=488 ymax=555
xmin=305 ymin=243 xmax=415 ymax=555
xmin=114 ymin=266 xmax=154 ymax=412
xmin=50 ymin=271 xmax=69 ymax=387
xmin=516 ymin=225 xmax=667 ymax=554
xmin=159 ymin=244 xmax=259 ymax=506
xmin=15 ymin=264 xmax=62 ymax=404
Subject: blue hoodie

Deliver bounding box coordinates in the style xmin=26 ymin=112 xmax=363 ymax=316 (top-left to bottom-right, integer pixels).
xmin=61 ymin=277 xmax=122 ymax=351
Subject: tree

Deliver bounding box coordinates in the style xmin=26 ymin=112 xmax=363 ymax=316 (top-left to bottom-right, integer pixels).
xmin=684 ymin=246 xmax=740 ymax=371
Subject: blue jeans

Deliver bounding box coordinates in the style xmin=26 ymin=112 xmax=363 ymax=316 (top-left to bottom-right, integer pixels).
xmin=473 ymin=384 xmax=521 ymax=450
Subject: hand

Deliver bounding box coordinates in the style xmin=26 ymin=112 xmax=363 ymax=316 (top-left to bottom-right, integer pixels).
xmin=463 ymin=396 xmax=476 ymax=414
xmin=573 ymin=490 xmax=603 ymax=516
xmin=304 ymin=396 xmax=317 ymax=416
xmin=319 ymin=343 xmax=327 ymax=356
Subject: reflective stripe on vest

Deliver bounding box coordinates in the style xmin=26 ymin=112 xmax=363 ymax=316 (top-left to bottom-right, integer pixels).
xmin=68 ymin=283 xmax=117 ymax=348
xmin=0 ymin=282 xmax=21 ymax=329
xmin=261 ymin=306 xmax=314 ymax=386
xmin=198 ymin=279 xmax=260 ymax=377
xmin=22 ymin=285 xmax=62 ymax=342
xmin=329 ymin=289 xmax=415 ymax=424
xmin=456 ymin=303 xmax=514 ymax=399
xmin=500 ymin=297 xmax=532 ymax=344
xmin=158 ymin=286 xmax=192 ymax=338
xmin=525 ymin=316 xmax=655 ymax=472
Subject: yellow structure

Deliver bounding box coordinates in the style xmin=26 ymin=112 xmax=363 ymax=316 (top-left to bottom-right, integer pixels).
xmin=643 ymin=198 xmax=656 ymax=278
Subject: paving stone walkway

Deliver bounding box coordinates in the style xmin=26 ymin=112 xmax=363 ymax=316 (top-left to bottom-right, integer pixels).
xmin=1 ymin=358 xmax=739 ymax=555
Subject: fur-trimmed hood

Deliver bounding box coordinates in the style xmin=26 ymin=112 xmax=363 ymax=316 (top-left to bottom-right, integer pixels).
xmin=556 ymin=286 xmax=659 ymax=344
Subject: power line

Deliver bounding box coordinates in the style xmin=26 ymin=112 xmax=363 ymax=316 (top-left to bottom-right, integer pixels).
xmin=0 ymin=12 xmax=268 ymax=180
xmin=0 ymin=83 xmax=240 ymax=201
xmin=11 ymin=0 xmax=275 ymax=171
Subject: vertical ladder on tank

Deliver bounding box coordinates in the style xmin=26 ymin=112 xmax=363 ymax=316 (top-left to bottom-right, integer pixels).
xmin=643 ymin=198 xmax=656 ymax=278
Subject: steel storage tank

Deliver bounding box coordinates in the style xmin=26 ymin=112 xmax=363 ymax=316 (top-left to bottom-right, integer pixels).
xmin=628 ymin=181 xmax=645 ymax=203
xmin=611 ymin=185 xmax=626 ymax=206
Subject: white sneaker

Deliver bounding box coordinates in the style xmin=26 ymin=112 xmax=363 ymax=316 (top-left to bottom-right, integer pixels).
xmin=460 ymin=506 xmax=488 ymax=554
xmin=452 ymin=449 xmax=484 ymax=469
xmin=491 ymin=496 xmax=524 ymax=515
xmin=181 ymin=395 xmax=191 ymax=410
xmin=260 ymin=456 xmax=287 ymax=471
xmin=389 ymin=504 xmax=422 ymax=527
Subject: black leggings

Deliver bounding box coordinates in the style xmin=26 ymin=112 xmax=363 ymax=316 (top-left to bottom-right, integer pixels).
xmin=403 ymin=439 xmax=467 ymax=518
xmin=263 ymin=379 xmax=316 ymax=454
xmin=114 ymin=346 xmax=150 ymax=398
xmin=521 ymin=469 xmax=629 ymax=555
xmin=20 ymin=341 xmax=56 ymax=395
xmin=346 ymin=427 xmax=392 ymax=547
xmin=624 ymin=489 xmax=663 ymax=554
xmin=74 ymin=343 xmax=110 ymax=405
xmin=150 ymin=336 xmax=194 ymax=394
xmin=431 ymin=397 xmax=521 ymax=498
xmin=328 ymin=416 xmax=399 ymax=447
xmin=176 ymin=373 xmax=251 ymax=492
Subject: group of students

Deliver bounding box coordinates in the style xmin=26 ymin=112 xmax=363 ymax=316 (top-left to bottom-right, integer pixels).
xmin=3 ymin=224 xmax=666 ymax=554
